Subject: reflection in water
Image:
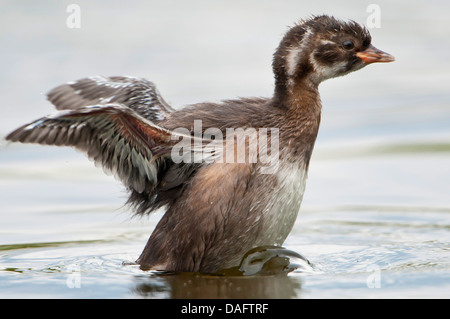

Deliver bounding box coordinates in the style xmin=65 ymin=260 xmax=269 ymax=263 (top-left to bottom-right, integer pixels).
xmin=132 ymin=272 xmax=303 ymax=299
xmin=131 ymin=246 xmax=313 ymax=298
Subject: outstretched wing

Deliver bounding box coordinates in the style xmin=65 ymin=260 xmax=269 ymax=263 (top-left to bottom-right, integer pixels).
xmin=5 ymin=104 xmax=202 ymax=195
xmin=47 ymin=76 xmax=175 ymax=122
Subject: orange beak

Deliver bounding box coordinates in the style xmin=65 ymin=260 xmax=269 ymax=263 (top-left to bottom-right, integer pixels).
xmin=356 ymin=44 xmax=395 ymax=64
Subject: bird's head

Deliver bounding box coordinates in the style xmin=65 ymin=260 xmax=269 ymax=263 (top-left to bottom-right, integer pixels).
xmin=273 ymin=15 xmax=395 ymax=93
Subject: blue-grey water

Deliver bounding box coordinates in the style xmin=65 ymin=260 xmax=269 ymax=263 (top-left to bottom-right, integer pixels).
xmin=1 ymin=0 xmax=449 ymax=298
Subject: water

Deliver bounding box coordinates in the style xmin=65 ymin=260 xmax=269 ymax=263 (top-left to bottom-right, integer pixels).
xmin=1 ymin=0 xmax=450 ymax=298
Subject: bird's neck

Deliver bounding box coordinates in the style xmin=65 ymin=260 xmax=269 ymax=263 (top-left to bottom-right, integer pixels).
xmin=287 ymin=80 xmax=321 ymax=117
xmin=273 ymin=76 xmax=322 ymax=118
xmin=273 ymin=79 xmax=322 ymax=166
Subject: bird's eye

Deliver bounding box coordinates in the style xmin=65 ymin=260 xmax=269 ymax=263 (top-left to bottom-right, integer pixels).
xmin=342 ymin=40 xmax=354 ymax=50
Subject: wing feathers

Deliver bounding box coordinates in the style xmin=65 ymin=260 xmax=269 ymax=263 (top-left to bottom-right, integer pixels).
xmin=47 ymin=76 xmax=174 ymax=122
xmin=6 ymin=105 xmax=176 ymax=194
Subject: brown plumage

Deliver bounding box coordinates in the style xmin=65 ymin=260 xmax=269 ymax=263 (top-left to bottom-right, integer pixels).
xmin=5 ymin=15 xmax=394 ymax=273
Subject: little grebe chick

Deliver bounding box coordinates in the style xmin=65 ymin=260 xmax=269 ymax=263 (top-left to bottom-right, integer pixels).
xmin=6 ymin=15 xmax=394 ymax=273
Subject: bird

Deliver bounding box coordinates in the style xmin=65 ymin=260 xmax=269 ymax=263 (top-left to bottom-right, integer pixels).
xmin=5 ymin=15 xmax=394 ymax=274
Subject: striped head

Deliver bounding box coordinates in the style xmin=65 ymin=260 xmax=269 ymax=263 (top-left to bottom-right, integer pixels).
xmin=273 ymin=15 xmax=395 ymax=91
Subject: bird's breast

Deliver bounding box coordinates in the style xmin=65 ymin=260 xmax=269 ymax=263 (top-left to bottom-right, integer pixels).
xmin=257 ymin=161 xmax=308 ymax=246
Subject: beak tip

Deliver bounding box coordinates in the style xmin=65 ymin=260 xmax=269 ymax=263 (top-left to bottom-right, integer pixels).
xmin=380 ymin=53 xmax=396 ymax=63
